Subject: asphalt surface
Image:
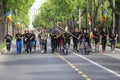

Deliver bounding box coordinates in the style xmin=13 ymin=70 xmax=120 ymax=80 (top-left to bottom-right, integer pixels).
xmin=0 ymin=39 xmax=120 ymax=80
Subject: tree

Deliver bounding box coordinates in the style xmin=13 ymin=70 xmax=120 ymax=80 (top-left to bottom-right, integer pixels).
xmin=108 ymin=0 xmax=120 ymax=42
xmin=0 ymin=0 xmax=34 ymax=42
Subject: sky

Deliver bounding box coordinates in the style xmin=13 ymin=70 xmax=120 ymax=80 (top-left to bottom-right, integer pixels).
xmin=29 ymin=0 xmax=46 ymax=29
xmin=30 ymin=0 xmax=46 ymax=9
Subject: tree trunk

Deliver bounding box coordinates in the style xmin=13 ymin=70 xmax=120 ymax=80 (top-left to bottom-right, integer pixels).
xmin=86 ymin=1 xmax=88 ymax=28
xmin=2 ymin=0 xmax=7 ymax=42
xmin=93 ymin=0 xmax=102 ymax=28
xmin=116 ymin=14 xmax=120 ymax=42
xmin=93 ymin=7 xmax=99 ymax=28
xmin=90 ymin=0 xmax=93 ymax=28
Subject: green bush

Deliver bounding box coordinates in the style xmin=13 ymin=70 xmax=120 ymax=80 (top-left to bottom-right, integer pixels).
xmin=0 ymin=42 xmax=6 ymax=50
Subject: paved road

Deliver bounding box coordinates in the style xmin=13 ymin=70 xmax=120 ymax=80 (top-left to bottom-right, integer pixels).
xmin=0 ymin=39 xmax=120 ymax=80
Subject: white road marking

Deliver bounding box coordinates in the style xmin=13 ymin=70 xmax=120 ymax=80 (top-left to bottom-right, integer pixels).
xmin=48 ymin=45 xmax=120 ymax=78
xmin=73 ymin=53 xmax=120 ymax=77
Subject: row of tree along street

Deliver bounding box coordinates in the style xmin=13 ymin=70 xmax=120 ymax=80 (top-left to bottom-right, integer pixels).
xmin=33 ymin=0 xmax=120 ymax=43
xmin=0 ymin=0 xmax=35 ymax=43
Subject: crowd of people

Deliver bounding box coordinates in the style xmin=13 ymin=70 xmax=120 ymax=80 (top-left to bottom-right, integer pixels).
xmin=5 ymin=29 xmax=48 ymax=54
xmin=4 ymin=26 xmax=118 ymax=55
xmin=50 ymin=26 xmax=118 ymax=54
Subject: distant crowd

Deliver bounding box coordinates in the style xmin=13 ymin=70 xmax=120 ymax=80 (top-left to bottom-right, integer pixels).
xmin=4 ymin=26 xmax=118 ymax=55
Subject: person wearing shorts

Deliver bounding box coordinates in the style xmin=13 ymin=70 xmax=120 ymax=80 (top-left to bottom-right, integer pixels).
xmin=109 ymin=29 xmax=118 ymax=53
xmin=38 ymin=30 xmax=47 ymax=53
xmin=31 ymin=31 xmax=36 ymax=53
xmin=93 ymin=28 xmax=100 ymax=53
xmin=5 ymin=32 xmax=12 ymax=52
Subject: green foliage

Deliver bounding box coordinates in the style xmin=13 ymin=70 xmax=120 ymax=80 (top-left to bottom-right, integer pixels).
xmin=33 ymin=0 xmax=87 ymax=28
xmin=32 ymin=0 xmax=119 ymax=30
xmin=0 ymin=42 xmax=5 ymax=50
xmin=115 ymin=0 xmax=120 ymax=13
xmin=6 ymin=0 xmax=35 ymax=27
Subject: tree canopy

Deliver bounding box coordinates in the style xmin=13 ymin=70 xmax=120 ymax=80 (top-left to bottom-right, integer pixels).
xmin=33 ymin=0 xmax=120 ymax=42
xmin=1 ymin=0 xmax=35 ymax=27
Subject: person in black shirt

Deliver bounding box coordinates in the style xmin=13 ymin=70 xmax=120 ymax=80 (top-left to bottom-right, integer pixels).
xmin=82 ymin=29 xmax=90 ymax=54
xmin=93 ymin=28 xmax=100 ymax=52
xmin=109 ymin=29 xmax=118 ymax=53
xmin=5 ymin=32 xmax=12 ymax=52
xmin=72 ymin=28 xmax=80 ymax=52
xmin=15 ymin=30 xmax=23 ymax=54
xmin=79 ymin=29 xmax=84 ymax=51
xmin=100 ymin=28 xmax=108 ymax=53
xmin=23 ymin=31 xmax=27 ymax=52
xmin=50 ymin=32 xmax=57 ymax=53
xmin=25 ymin=30 xmax=32 ymax=53
xmin=44 ymin=30 xmax=48 ymax=53
xmin=85 ymin=29 xmax=90 ymax=47
xmin=31 ymin=30 xmax=36 ymax=53
xmin=62 ymin=30 xmax=71 ymax=54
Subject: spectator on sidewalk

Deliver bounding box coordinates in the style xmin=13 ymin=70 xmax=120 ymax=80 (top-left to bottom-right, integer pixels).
xmin=15 ymin=30 xmax=23 ymax=54
xmin=5 ymin=32 xmax=12 ymax=52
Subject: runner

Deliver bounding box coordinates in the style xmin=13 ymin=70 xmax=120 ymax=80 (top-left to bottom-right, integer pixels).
xmin=72 ymin=28 xmax=80 ymax=53
xmin=93 ymin=27 xmax=100 ymax=53
xmin=31 ymin=30 xmax=36 ymax=53
xmin=83 ymin=29 xmax=90 ymax=54
xmin=109 ymin=29 xmax=118 ymax=53
xmin=15 ymin=30 xmax=23 ymax=54
xmin=100 ymin=28 xmax=108 ymax=53
xmin=38 ymin=29 xmax=47 ymax=53
xmin=79 ymin=29 xmax=84 ymax=52
xmin=5 ymin=32 xmax=12 ymax=52
xmin=26 ymin=30 xmax=32 ymax=53
xmin=23 ymin=31 xmax=27 ymax=52
xmin=43 ymin=29 xmax=48 ymax=53
xmin=57 ymin=22 xmax=64 ymax=52
xmin=50 ymin=32 xmax=57 ymax=53
xmin=62 ymin=30 xmax=71 ymax=54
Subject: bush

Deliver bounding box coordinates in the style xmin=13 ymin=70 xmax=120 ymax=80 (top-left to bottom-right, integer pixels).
xmin=0 ymin=42 xmax=6 ymax=50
